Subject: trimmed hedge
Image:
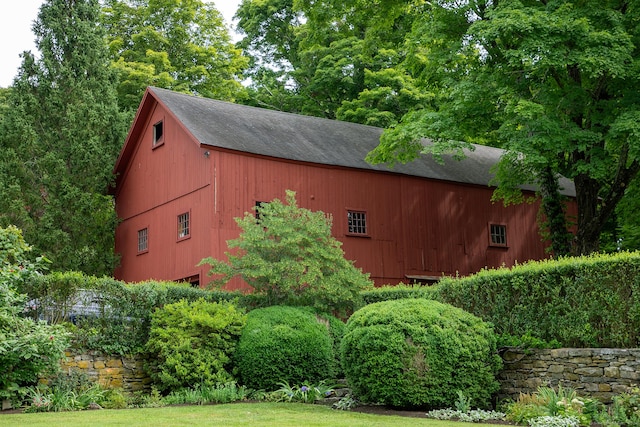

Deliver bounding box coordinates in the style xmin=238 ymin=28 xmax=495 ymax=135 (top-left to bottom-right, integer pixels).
xmin=431 ymin=252 xmax=640 ymax=348
xmin=234 ymin=306 xmax=340 ymax=391
xmin=18 ymin=271 xmax=243 ymax=354
xmin=360 ymin=283 xmax=438 ymax=305
xmin=341 ymin=298 xmax=501 ymax=409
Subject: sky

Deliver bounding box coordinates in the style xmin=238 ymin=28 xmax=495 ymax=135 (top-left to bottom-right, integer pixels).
xmin=0 ymin=0 xmax=242 ymax=88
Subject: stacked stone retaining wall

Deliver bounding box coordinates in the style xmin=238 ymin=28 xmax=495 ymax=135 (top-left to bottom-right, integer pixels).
xmin=58 ymin=348 xmax=640 ymax=404
xmin=498 ymin=348 xmax=640 ymax=403
xmin=59 ymin=350 xmax=152 ymax=393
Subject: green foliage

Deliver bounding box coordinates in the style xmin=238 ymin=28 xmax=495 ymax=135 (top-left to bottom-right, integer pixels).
xmin=24 ymin=371 xmax=108 ymax=413
xmin=145 ymin=298 xmax=246 ymax=393
xmin=430 ymin=252 xmax=640 ymax=348
xmin=426 ymin=407 xmax=506 ymax=423
xmin=360 ymin=282 xmax=438 ymax=306
xmin=18 ymin=270 xmax=244 ymax=355
xmin=102 ymin=0 xmax=248 ymax=112
xmin=272 ymin=380 xmax=335 ymax=403
xmin=0 ymin=0 xmax=127 ymax=276
xmin=234 ymin=306 xmax=338 ymax=391
xmin=607 ymin=387 xmax=640 ymax=426
xmin=341 ymin=298 xmax=502 ymax=409
xmin=200 ymin=190 xmax=373 ymax=315
xmin=236 ymin=0 xmax=422 ymax=125
xmin=504 ymin=385 xmax=602 ymax=427
xmin=161 ymin=382 xmax=250 ymax=406
xmin=0 ymin=226 xmax=70 ymax=405
xmin=368 ymin=0 xmax=640 ymax=255
xmin=497 ymin=333 xmax=562 ymax=351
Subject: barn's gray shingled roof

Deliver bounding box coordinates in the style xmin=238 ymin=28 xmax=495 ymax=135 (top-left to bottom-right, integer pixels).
xmin=150 ymin=87 xmax=576 ymax=196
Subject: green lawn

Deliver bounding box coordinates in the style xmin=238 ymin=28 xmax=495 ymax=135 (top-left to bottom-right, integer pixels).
xmin=0 ymin=402 xmax=505 ymax=427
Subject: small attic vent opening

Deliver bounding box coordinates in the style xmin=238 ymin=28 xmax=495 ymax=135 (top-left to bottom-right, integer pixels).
xmin=153 ymin=120 xmax=164 ymax=147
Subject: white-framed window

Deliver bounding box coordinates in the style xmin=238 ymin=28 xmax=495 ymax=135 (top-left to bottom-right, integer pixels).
xmin=137 ymin=228 xmax=148 ymax=253
xmin=177 ymin=212 xmax=190 ymax=240
xmin=347 ymin=210 xmax=368 ymax=236
xmin=489 ymin=223 xmax=507 ymax=247
xmin=152 ymin=120 xmax=164 ymax=147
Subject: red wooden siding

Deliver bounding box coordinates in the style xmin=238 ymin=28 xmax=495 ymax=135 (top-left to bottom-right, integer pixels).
xmin=114 ymin=96 xmax=573 ymax=289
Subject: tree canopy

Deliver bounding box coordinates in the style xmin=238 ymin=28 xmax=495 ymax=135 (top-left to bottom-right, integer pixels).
xmin=0 ymin=0 xmax=127 ymax=275
xmin=102 ymin=0 xmax=249 ymax=112
xmin=367 ymin=0 xmax=640 ymax=255
xmin=235 ymin=0 xmax=429 ymax=125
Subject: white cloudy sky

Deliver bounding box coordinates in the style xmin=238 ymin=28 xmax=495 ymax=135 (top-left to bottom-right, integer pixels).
xmin=0 ymin=0 xmax=242 ymax=88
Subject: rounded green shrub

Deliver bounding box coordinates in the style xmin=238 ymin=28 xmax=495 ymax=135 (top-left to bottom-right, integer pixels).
xmin=145 ymin=298 xmax=246 ymax=392
xmin=234 ymin=306 xmax=341 ymax=390
xmin=341 ymin=298 xmax=502 ymax=409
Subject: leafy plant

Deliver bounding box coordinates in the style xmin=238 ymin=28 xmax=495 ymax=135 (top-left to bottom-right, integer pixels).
xmin=273 ymin=380 xmax=335 ymax=403
xmin=426 ymin=408 xmax=506 ymax=422
xmin=528 ymin=416 xmax=580 ymax=427
xmin=504 ymin=385 xmax=603 ymax=427
xmin=341 ymin=298 xmax=502 ymax=409
xmin=332 ymin=395 xmax=358 ymax=411
xmin=454 ymin=391 xmax=472 ymax=413
xmin=234 ymin=306 xmax=338 ymax=391
xmin=200 ymin=190 xmax=373 ymax=315
xmin=162 ymin=382 xmax=250 ymax=405
xmin=0 ymin=226 xmax=70 ymax=405
xmin=23 ymin=372 xmax=108 ymax=413
xmin=606 ymin=387 xmax=640 ymax=426
xmin=145 ymin=298 xmax=246 ymax=393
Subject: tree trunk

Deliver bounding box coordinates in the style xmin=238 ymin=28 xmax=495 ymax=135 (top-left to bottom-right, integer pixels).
xmin=539 ymin=166 xmax=572 ymax=256
xmin=572 ymin=173 xmax=603 ymax=255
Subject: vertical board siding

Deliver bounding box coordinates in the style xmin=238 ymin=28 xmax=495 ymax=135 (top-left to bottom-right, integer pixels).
xmin=115 ymin=101 xmax=571 ymax=288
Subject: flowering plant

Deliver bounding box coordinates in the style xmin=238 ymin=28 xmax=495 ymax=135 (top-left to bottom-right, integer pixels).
xmin=273 ymin=380 xmax=335 ymax=403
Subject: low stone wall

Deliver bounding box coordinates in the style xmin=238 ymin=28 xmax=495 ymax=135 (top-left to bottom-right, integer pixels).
xmin=498 ymin=348 xmax=640 ymax=403
xmin=60 ymin=350 xmax=152 ymax=393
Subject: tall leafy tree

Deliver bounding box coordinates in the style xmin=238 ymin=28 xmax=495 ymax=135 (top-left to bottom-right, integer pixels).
xmin=0 ymin=0 xmax=127 ymax=275
xmin=369 ymin=0 xmax=640 ymax=255
xmin=102 ymin=0 xmax=249 ymax=112
xmin=236 ymin=0 xmax=427 ymax=124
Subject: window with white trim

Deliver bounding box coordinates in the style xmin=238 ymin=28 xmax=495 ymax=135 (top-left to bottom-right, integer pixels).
xmin=347 ymin=210 xmax=367 ymax=235
xmin=177 ymin=212 xmax=190 ymax=240
xmin=137 ymin=228 xmax=148 ymax=253
xmin=489 ymin=223 xmax=507 ymax=246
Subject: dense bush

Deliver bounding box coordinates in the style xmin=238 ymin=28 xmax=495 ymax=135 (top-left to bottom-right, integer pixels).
xmin=145 ymin=298 xmax=246 ymax=393
xmin=200 ymin=190 xmax=373 ymax=315
xmin=0 ymin=226 xmax=70 ymax=405
xmin=17 ymin=271 xmax=244 ymax=355
xmin=341 ymin=298 xmax=502 ymax=409
xmin=431 ymin=252 xmax=640 ymax=348
xmin=360 ymin=282 xmax=438 ymax=306
xmin=234 ymin=306 xmax=340 ymax=391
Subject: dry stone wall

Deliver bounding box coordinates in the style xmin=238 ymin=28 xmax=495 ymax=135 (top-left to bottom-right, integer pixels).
xmin=60 ymin=350 xmax=152 ymax=392
xmin=498 ymin=348 xmax=640 ymax=403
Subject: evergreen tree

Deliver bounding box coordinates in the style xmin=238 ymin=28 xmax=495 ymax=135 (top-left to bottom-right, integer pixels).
xmin=0 ymin=0 xmax=127 ymax=275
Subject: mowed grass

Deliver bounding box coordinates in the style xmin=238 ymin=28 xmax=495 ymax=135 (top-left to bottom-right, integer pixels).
xmin=0 ymin=402 xmax=505 ymax=427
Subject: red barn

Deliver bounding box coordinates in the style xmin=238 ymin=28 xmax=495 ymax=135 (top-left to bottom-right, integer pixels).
xmin=112 ymin=87 xmax=575 ymax=289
